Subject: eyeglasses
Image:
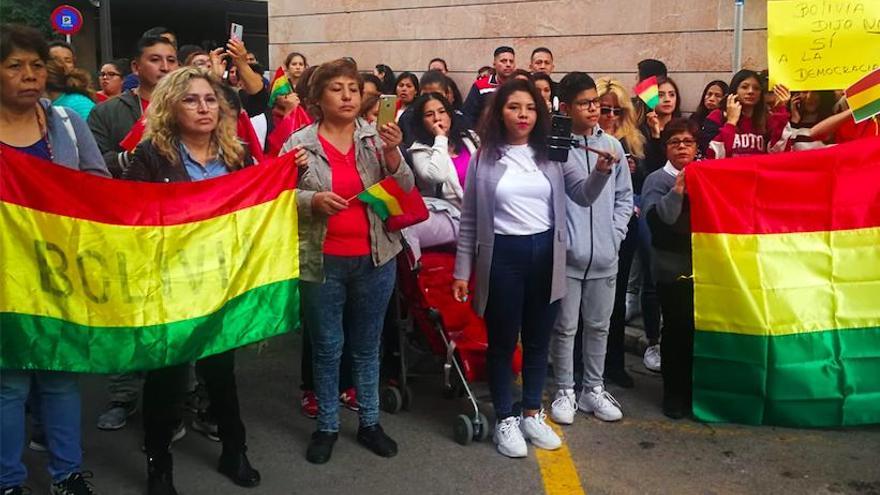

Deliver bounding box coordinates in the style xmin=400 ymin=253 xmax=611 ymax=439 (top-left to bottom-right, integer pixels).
xmin=180 ymin=95 xmax=220 ymax=109
xmin=600 ymin=106 xmax=623 ymax=116
xmin=99 ymin=72 xmax=122 ymax=78
xmin=573 ymin=98 xmax=601 ymax=109
xmin=666 ymin=139 xmax=697 ymax=148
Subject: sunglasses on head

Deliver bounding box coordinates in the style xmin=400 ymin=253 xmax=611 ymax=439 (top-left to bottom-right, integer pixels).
xmin=600 ymin=106 xmax=623 ymax=116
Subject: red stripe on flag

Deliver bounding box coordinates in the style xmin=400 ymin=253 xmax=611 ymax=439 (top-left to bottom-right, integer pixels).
xmin=0 ymin=145 xmax=297 ymax=226
xmin=846 ymin=67 xmax=880 ymax=97
xmin=687 ymin=137 xmax=880 ymax=234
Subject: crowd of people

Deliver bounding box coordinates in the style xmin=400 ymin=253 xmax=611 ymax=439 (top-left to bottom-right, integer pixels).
xmin=1 ymin=20 xmax=878 ymax=495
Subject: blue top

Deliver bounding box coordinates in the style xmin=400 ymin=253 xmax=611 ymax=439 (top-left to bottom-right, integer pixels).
xmin=9 ymin=137 xmax=52 ymax=161
xmin=53 ymin=93 xmax=96 ymax=120
xmin=179 ymin=143 xmax=229 ymax=181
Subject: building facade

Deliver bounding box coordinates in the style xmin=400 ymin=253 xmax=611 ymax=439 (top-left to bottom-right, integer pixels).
xmin=268 ymin=0 xmax=769 ymax=113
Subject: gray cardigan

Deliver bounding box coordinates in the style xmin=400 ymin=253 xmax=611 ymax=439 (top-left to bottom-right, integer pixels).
xmin=453 ymin=146 xmax=612 ymax=316
xmin=281 ymin=118 xmax=415 ymax=283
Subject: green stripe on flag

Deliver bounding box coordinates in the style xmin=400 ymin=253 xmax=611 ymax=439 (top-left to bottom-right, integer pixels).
xmin=0 ymin=279 xmax=300 ymax=373
xmin=693 ymin=326 xmax=880 ymax=427
xmin=358 ymin=192 xmax=391 ymax=220
xmin=852 ymin=98 xmax=880 ymax=123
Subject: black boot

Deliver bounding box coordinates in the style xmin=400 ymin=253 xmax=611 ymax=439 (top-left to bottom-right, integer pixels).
xmin=357 ymin=424 xmax=397 ymax=458
xmin=306 ymin=431 xmax=338 ymax=464
xmin=147 ymin=454 xmax=178 ymax=495
xmin=218 ymin=448 xmax=261 ymax=487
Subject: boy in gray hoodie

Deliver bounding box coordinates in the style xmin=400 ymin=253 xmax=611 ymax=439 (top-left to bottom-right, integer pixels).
xmin=549 ymin=73 xmax=633 ymax=424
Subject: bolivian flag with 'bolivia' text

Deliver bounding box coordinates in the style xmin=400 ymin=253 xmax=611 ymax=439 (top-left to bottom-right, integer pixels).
xmin=0 ymin=146 xmax=300 ymax=373
xmin=688 ymin=138 xmax=880 ymax=427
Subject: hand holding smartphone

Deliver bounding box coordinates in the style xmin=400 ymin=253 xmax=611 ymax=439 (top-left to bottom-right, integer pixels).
xmin=377 ymin=95 xmax=398 ymax=129
xmin=230 ymin=23 xmax=244 ymax=42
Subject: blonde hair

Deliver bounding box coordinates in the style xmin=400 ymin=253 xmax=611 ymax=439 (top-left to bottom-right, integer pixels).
xmin=595 ymin=77 xmax=645 ymax=159
xmin=143 ymin=66 xmax=244 ymax=169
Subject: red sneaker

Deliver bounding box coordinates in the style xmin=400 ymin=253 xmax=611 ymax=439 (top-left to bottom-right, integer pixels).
xmin=339 ymin=388 xmax=359 ymax=412
xmin=301 ymin=390 xmax=318 ymax=419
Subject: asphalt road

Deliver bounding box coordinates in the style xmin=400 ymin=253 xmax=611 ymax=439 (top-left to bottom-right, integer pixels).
xmin=21 ymin=332 xmax=880 ymax=495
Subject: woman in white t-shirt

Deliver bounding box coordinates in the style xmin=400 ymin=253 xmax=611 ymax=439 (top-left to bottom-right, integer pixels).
xmin=452 ymin=79 xmax=613 ymax=458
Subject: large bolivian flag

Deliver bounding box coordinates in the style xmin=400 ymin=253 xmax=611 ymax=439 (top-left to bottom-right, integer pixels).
xmin=0 ymin=146 xmax=300 ymax=373
xmin=688 ymin=138 xmax=880 ymax=427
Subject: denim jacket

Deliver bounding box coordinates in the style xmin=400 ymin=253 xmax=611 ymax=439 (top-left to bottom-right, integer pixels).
xmin=281 ymin=118 xmax=415 ymax=282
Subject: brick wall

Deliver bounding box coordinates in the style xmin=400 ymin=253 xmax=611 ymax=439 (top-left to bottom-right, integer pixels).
xmin=268 ymin=0 xmax=768 ymax=114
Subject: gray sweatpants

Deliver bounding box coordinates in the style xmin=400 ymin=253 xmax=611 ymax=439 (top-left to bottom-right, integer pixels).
xmin=550 ymin=275 xmax=617 ymax=390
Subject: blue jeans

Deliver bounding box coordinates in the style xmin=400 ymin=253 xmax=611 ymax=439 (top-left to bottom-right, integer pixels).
xmin=1 ymin=370 xmax=81 ymax=487
xmin=484 ymin=230 xmax=559 ymax=419
xmin=637 ymin=211 xmax=661 ymax=343
xmin=301 ymin=255 xmax=397 ymax=432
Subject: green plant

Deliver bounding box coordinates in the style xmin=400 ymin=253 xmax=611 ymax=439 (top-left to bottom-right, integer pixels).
xmin=1 ymin=0 xmax=54 ymax=38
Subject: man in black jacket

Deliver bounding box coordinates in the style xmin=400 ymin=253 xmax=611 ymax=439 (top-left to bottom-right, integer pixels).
xmin=88 ymin=36 xmax=178 ymax=178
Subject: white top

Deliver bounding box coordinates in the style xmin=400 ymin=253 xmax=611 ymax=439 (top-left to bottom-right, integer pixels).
xmin=493 ymin=144 xmax=553 ymax=235
xmin=662 ymin=160 xmax=680 ymax=178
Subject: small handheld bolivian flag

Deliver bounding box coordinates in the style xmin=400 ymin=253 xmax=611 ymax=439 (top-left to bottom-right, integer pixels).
xmin=845 ymin=67 xmax=880 ymax=123
xmin=634 ymin=76 xmax=659 ymax=110
xmin=268 ymin=67 xmax=293 ymax=108
xmin=356 ymin=177 xmax=427 ymax=231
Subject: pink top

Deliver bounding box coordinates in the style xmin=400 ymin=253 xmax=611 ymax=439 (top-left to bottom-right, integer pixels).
xmin=451 ymin=148 xmax=471 ymax=188
xmin=319 ymin=135 xmax=371 ymax=256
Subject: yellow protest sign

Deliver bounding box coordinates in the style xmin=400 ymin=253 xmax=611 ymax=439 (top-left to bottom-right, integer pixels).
xmin=768 ymin=0 xmax=880 ymax=90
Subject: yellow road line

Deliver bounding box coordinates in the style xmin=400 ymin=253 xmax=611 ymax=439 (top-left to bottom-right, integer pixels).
xmin=535 ymin=421 xmax=586 ymax=495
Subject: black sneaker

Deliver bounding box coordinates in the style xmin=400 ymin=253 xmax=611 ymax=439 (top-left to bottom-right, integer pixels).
xmin=604 ymin=367 xmax=635 ymax=389
xmin=50 ymin=472 xmax=95 ymax=495
xmin=217 ymin=450 xmax=260 ymax=487
xmin=305 ymin=431 xmax=338 ymax=464
xmin=357 ymin=424 xmax=397 ymax=458
xmin=2 ymin=487 xmax=30 ymax=495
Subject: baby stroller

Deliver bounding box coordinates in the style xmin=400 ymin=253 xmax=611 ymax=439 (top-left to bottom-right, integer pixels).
xmin=383 ymin=244 xmax=523 ymax=445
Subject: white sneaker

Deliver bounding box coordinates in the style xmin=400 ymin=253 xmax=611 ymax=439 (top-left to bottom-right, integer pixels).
xmin=520 ymin=410 xmax=562 ymax=450
xmin=550 ymin=389 xmax=578 ymax=425
xmin=643 ymin=344 xmax=662 ymax=372
xmin=494 ymin=416 xmax=528 ymax=458
xmin=578 ymin=385 xmax=623 ymax=422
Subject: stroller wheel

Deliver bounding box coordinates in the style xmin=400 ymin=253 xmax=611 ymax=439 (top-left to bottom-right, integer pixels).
xmin=381 ymin=386 xmax=403 ymax=414
xmin=453 ymin=414 xmax=474 ymax=446
xmin=474 ymin=413 xmax=491 ymax=442
xmin=402 ymin=385 xmax=414 ymax=411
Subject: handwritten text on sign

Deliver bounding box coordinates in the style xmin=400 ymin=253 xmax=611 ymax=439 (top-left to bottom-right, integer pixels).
xmin=768 ymin=0 xmax=880 ymax=90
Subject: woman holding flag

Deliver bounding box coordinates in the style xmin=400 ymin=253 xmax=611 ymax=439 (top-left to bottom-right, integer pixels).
xmin=281 ymin=58 xmax=415 ymax=465
xmin=0 ymin=23 xmax=109 ymax=495
xmin=124 ymin=66 xmax=265 ymax=495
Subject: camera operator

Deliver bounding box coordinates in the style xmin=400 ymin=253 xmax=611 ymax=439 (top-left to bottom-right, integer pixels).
xmin=548 ymin=72 xmax=633 ymax=426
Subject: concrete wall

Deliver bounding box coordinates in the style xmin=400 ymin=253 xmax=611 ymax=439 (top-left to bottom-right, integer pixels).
xmin=268 ymin=0 xmax=768 ymax=114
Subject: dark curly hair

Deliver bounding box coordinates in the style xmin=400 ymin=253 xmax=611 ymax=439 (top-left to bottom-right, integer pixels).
xmin=478 ymin=78 xmax=550 ymax=162
xmin=409 ymin=93 xmax=469 ymax=154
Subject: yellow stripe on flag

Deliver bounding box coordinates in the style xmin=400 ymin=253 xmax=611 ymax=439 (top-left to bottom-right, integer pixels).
xmin=367 ymin=186 xmax=404 ymax=216
xmin=0 ymin=190 xmax=298 ymax=327
xmin=692 ymin=227 xmax=880 ymax=337
xmin=847 ymin=83 xmax=880 ymax=111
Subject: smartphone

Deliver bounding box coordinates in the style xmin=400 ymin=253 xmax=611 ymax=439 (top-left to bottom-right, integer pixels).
xmin=230 ymin=23 xmax=244 ymax=42
xmin=377 ymin=95 xmax=398 ymax=129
